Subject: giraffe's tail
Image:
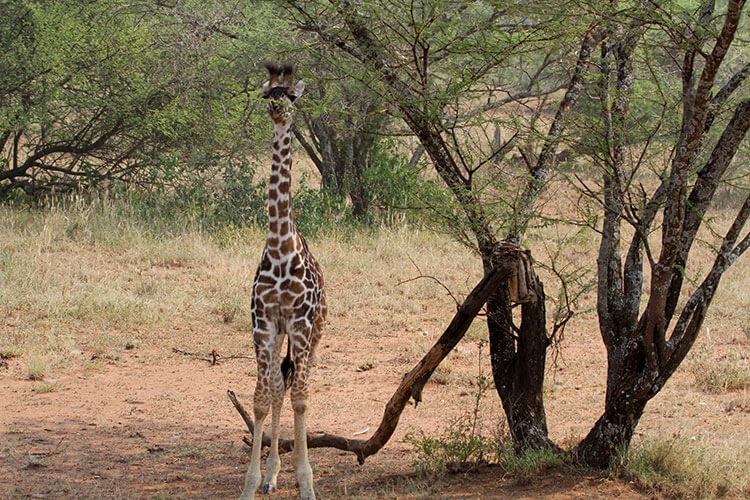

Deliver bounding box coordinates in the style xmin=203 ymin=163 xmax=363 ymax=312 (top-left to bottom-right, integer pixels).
xmin=281 ymin=341 xmax=294 ymax=390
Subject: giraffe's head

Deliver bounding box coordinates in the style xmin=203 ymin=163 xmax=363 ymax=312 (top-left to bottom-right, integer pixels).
xmin=262 ymin=62 xmax=305 ymax=123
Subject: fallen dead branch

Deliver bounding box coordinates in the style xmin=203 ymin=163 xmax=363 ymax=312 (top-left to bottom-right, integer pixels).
xmin=228 ymin=262 xmax=512 ymax=464
xmin=173 ymin=348 xmax=252 ymax=366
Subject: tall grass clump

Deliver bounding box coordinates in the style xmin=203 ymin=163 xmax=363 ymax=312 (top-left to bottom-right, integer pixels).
xmin=620 ymin=436 xmax=749 ymax=499
xmin=23 ymin=354 xmax=49 ymax=381
xmin=689 ymin=343 xmax=750 ymax=392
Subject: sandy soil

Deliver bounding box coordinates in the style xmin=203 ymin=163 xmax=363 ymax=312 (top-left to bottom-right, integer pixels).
xmin=1 ymin=310 xmax=748 ymax=499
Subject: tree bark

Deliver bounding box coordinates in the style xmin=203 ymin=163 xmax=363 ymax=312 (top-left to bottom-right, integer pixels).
xmin=575 ymin=393 xmax=648 ymax=469
xmin=487 ymin=245 xmax=556 ymax=449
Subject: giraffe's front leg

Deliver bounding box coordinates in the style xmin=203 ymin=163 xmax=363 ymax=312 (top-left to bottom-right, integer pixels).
xmin=240 ymin=398 xmax=268 ymax=500
xmin=241 ymin=331 xmax=276 ymax=500
xmin=289 ymin=336 xmax=316 ymax=500
xmin=261 ymin=395 xmax=282 ymax=493
xmin=262 ymin=341 xmax=285 ymax=493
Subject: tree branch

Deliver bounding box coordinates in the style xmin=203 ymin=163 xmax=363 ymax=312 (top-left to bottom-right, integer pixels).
xmin=646 ymin=0 xmax=745 ymax=368
xmin=665 ymin=192 xmax=750 ymax=373
xmin=664 ymin=98 xmax=750 ymax=321
xmin=292 ymin=126 xmax=324 ymax=173
xmin=506 ymin=27 xmax=605 ymax=243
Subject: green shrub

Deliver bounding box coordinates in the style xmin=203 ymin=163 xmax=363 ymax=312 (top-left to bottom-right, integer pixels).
xmin=405 ymin=415 xmax=503 ymax=476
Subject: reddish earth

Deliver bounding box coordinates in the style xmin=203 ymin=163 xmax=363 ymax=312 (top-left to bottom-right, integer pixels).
xmin=1 ymin=314 xmax=747 ymax=499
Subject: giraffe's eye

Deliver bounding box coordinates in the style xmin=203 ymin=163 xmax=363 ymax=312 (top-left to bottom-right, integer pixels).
xmin=268 ymin=87 xmax=289 ymax=99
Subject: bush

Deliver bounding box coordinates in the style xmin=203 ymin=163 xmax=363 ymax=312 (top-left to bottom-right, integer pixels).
xmin=293 ymin=172 xmax=348 ymax=236
xmin=4 ymin=137 xmax=433 ymax=236
xmin=364 ymin=139 xmax=424 ymax=219
xmin=128 ymin=153 xmax=268 ymax=229
xmin=405 ymin=415 xmax=504 ymax=476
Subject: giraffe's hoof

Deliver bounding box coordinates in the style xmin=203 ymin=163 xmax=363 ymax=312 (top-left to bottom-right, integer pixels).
xmin=261 ymin=483 xmax=276 ymax=494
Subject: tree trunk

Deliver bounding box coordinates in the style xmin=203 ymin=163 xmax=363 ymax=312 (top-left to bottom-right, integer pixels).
xmin=350 ymin=188 xmax=370 ymax=218
xmin=575 ymin=396 xmax=647 ymax=468
xmin=576 ymin=0 xmax=749 ymax=469
xmin=487 ymin=246 xmax=556 ymax=449
xmin=575 ymin=330 xmax=651 ymax=467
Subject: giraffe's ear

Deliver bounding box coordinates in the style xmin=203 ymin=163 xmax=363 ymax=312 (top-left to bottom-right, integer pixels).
xmin=290 ymin=80 xmax=305 ymax=100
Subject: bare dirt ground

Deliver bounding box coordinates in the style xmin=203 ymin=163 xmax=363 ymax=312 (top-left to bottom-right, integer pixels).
xmin=1 ymin=312 xmax=748 ymax=499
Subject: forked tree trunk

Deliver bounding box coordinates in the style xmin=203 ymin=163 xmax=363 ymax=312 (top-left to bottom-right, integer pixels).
xmin=487 ymin=247 xmax=556 ymax=450
xmin=575 ymin=0 xmax=749 ymax=469
xmin=482 ymin=29 xmax=603 ymax=450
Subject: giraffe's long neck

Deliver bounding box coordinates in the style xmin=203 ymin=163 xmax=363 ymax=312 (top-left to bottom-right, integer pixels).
xmin=268 ymin=117 xmax=295 ymax=246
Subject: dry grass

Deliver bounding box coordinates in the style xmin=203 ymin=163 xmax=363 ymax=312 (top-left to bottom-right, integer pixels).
xmin=689 ymin=343 xmax=750 ymax=393
xmin=2 ymin=192 xmax=747 ymax=374
xmin=1 ymin=193 xmax=749 ymax=498
xmin=0 ymin=199 xmax=480 ymax=376
xmin=623 ymin=435 xmax=750 ymax=499
xmin=22 ymin=354 xmax=49 ymax=381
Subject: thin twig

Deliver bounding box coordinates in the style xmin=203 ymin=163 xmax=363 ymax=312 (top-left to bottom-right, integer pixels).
xmin=172 ymin=348 xmax=253 ymax=366
xmin=395 ymin=254 xmax=461 ymax=307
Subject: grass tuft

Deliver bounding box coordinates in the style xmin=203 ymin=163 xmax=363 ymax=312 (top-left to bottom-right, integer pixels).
xmin=32 ymin=381 xmax=61 ymax=393
xmin=690 ymin=344 xmax=750 ymax=392
xmin=620 ymin=436 xmax=749 ymax=499
xmin=23 ymin=354 xmax=49 ymax=381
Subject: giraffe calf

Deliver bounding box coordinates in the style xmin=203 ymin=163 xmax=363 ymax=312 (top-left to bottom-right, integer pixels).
xmin=240 ymin=64 xmax=326 ymax=500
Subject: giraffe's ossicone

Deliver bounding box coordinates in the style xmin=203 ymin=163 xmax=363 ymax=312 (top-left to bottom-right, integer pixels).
xmin=240 ymin=63 xmax=326 ymax=500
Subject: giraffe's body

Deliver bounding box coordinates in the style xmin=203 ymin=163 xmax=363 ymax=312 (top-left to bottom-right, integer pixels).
xmin=241 ymin=64 xmax=326 ymax=500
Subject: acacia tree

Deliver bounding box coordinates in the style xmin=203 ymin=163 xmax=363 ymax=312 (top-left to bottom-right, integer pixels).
xmin=0 ymin=0 xmax=271 ymax=198
xmin=286 ymin=0 xmax=604 ymax=449
xmin=284 ymin=0 xmax=750 ymax=468
xmin=292 ymin=57 xmax=390 ymax=218
xmin=572 ymin=0 xmax=749 ymax=467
